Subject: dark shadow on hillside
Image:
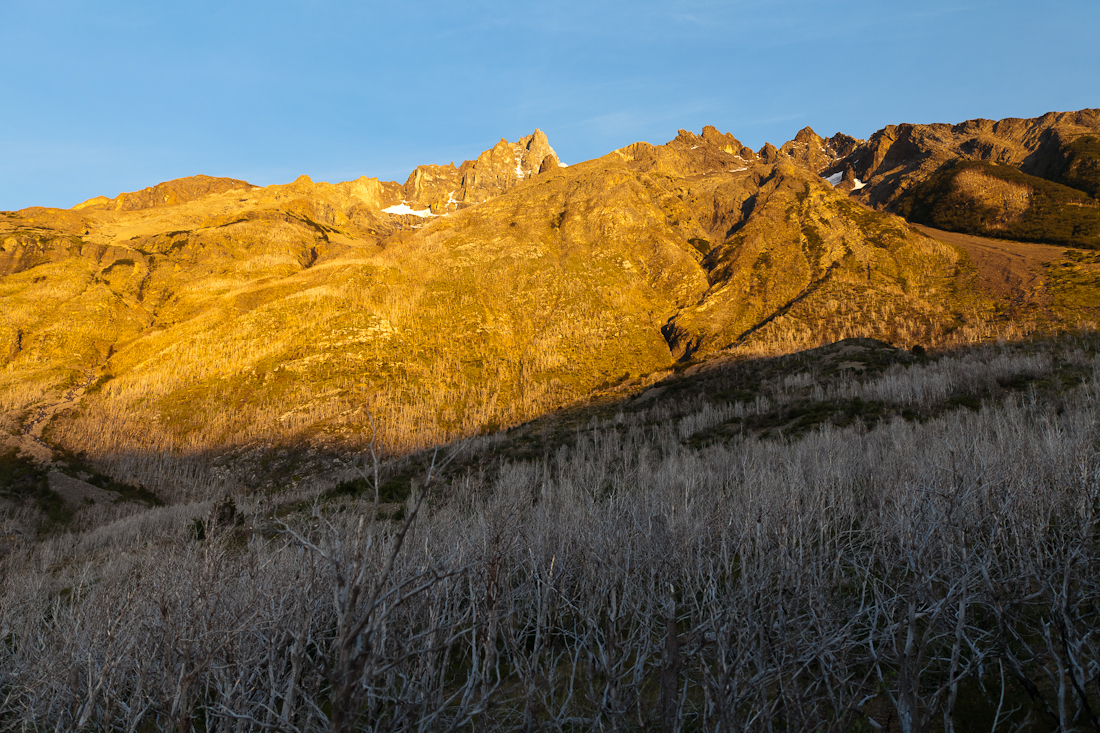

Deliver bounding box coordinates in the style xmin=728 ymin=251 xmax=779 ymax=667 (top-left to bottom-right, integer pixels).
xmin=7 ymin=331 xmax=1100 ymax=532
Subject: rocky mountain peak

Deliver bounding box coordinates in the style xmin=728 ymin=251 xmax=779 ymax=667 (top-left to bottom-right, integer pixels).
xmin=780 ymin=127 xmax=862 ymax=175
xmin=513 ymin=129 xmax=562 ymax=178
xmin=793 ymin=126 xmax=821 ymax=145
xmin=400 ymin=129 xmax=561 ymax=214
xmin=5 ymin=107 xmax=1100 ymax=504
xmin=824 ymin=132 xmax=862 ymax=159
xmin=671 ymin=127 xmax=754 ymax=161
xmin=826 ymin=108 xmax=1100 ymax=208
xmin=638 ymin=128 xmax=755 ymax=182
xmin=520 ymin=129 xmax=558 ymax=168
xmin=757 ymin=142 xmax=780 ymax=164
xmin=699 ymin=125 xmax=746 ymax=155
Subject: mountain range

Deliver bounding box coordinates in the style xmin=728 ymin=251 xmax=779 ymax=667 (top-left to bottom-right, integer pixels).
xmin=2 ymin=108 xmax=1099 ymax=500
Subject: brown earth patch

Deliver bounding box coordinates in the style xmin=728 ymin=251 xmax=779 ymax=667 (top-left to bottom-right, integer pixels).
xmin=912 ymin=224 xmax=1064 ymax=308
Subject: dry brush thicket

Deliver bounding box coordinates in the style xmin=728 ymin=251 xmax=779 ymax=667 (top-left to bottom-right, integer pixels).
xmin=2 ymin=341 xmax=1100 ymax=731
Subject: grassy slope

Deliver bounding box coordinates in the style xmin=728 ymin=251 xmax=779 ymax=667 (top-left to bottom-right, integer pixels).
xmin=5 ymin=333 xmax=1099 ymax=730
xmin=896 ymin=159 xmax=1100 ymax=248
xmin=2 ymin=134 xmax=1098 ymax=498
xmin=671 ymin=165 xmax=974 ymax=357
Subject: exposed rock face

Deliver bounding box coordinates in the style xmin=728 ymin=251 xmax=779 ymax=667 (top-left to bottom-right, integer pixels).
xmin=781 ymin=127 xmax=826 ymax=165
xmin=74 ymin=174 xmax=256 ymax=212
xmin=538 ymin=155 xmax=560 ymax=174
xmin=613 ymin=127 xmax=756 ymax=181
xmin=401 ymin=129 xmax=562 ymax=213
xmin=778 ymin=127 xmax=856 ymax=174
xmin=522 ymin=128 xmax=560 ymax=172
xmin=824 ymin=132 xmax=861 ymax=160
xmin=822 ymin=109 xmax=1100 ymax=208
xmin=758 ymin=143 xmax=780 ymax=164
xmin=1055 ymin=134 xmax=1100 ymax=198
xmin=699 ymin=125 xmax=751 ymax=156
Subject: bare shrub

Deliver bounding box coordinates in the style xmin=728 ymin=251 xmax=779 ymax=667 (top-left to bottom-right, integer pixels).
xmin=1 ymin=348 xmax=1099 ymax=730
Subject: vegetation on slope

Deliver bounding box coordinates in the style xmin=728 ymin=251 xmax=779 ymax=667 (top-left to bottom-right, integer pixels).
xmin=896 ymin=160 xmax=1100 ymax=248
xmin=0 ymin=448 xmax=64 ymax=528
xmin=1044 ymin=248 xmax=1100 ymax=323
xmin=1058 ymin=134 xmax=1100 ymax=198
xmin=4 ymin=114 xmax=1100 ymax=730
xmin=4 ymin=120 xmax=1100 ymax=504
xmin=827 ymin=108 xmax=1100 ymax=210
xmin=2 ymin=335 xmax=1099 ymax=730
xmin=2 ymin=131 xmax=1018 ymax=500
xmin=671 ymin=172 xmax=978 ymax=358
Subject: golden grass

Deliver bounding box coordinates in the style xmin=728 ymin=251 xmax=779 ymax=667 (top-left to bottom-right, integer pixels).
xmin=954 ymin=168 xmax=1032 ymax=225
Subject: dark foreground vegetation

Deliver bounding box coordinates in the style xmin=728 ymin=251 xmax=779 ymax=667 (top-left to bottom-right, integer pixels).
xmin=2 ymin=336 xmax=1100 ymax=731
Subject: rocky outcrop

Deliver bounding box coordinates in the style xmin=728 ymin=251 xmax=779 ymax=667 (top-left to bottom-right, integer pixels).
xmin=762 ymin=128 xmax=865 ymax=177
xmin=401 ymin=129 xmax=563 ymax=213
xmin=74 ymin=174 xmax=256 ymax=212
xmin=614 ymin=126 xmax=756 ymax=180
xmin=778 ymin=127 xmax=848 ymax=174
xmin=757 ymin=143 xmax=780 ymax=165
xmin=826 ymin=109 xmax=1100 ymax=209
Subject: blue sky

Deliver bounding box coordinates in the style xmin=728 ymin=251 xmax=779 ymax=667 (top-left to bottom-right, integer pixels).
xmin=2 ymin=0 xmax=1098 ymax=210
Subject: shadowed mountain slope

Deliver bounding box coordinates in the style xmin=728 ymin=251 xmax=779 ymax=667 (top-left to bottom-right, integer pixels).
xmin=802 ymin=110 xmax=1100 ymax=251
xmin=820 ymin=109 xmax=1100 ymax=206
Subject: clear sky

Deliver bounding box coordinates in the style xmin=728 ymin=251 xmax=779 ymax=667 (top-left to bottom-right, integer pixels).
xmin=2 ymin=0 xmax=1098 ymax=210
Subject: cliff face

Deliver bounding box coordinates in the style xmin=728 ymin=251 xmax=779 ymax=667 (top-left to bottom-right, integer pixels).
xmin=777 ymin=127 xmax=861 ymax=175
xmin=401 ymin=129 xmax=562 ymax=213
xmin=3 ymin=116 xmax=1098 ymax=495
xmin=814 ymin=109 xmax=1100 ymax=208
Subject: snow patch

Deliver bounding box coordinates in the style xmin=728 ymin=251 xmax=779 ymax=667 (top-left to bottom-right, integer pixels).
xmin=851 ymin=177 xmax=867 ymax=191
xmin=382 ymin=203 xmax=435 ymax=218
xmin=824 ymin=172 xmax=844 ymax=187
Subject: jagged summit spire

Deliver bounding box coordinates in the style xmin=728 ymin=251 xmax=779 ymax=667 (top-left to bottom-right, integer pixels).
xmin=401 ymin=130 xmax=562 ymax=212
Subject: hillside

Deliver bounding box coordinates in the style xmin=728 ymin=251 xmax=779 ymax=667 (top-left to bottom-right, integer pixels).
xmin=818 ymin=108 xmax=1100 ymax=206
xmin=806 ymin=109 xmax=1100 ymax=255
xmin=0 ymin=131 xmax=970 ymax=496
xmin=895 ymin=160 xmax=1100 ymax=248
xmin=2 ymin=113 xmax=1100 ymax=503
xmin=2 ymin=108 xmax=1100 ymax=727
xmin=2 ymin=332 xmax=1098 ymax=730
